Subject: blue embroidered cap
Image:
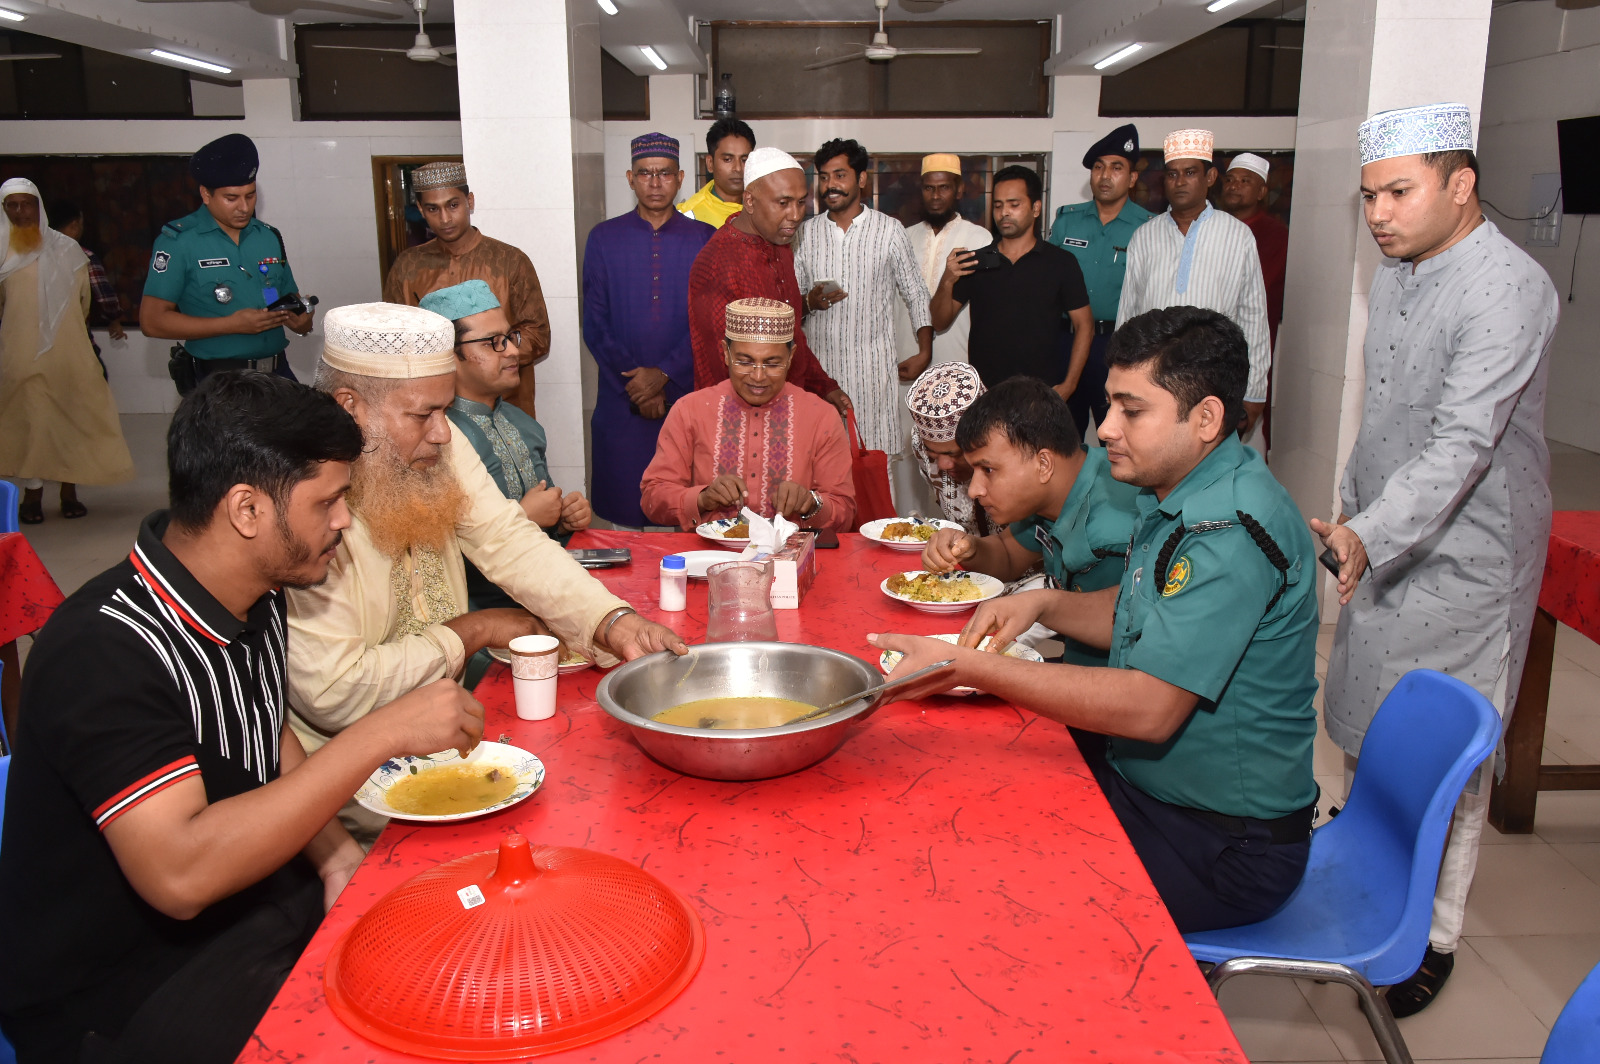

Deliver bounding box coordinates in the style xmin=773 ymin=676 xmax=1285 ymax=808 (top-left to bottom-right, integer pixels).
xmin=1358 ymin=103 xmax=1474 ymax=166
xmin=419 ymin=279 xmax=501 ymax=322
xmin=631 ymin=132 xmax=680 ymax=163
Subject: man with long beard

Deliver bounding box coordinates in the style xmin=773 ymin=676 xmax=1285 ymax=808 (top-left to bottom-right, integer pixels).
xmin=286 ymin=302 xmax=685 ymax=837
xmin=0 ymin=177 xmax=134 ymax=523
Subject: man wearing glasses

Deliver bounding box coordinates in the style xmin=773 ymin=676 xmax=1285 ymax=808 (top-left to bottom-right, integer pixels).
xmin=582 ymin=133 xmax=714 ymax=528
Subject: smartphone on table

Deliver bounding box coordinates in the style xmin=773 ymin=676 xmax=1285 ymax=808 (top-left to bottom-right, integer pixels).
xmin=568 ymin=548 xmax=631 ymax=569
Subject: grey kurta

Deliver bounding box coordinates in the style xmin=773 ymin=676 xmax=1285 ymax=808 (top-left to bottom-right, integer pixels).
xmin=1324 ymin=219 xmax=1559 ymax=756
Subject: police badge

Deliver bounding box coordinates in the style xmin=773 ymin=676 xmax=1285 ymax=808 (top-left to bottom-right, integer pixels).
xmin=213 ymin=283 xmax=233 ymax=304
xmin=152 ymin=250 xmax=170 ymax=273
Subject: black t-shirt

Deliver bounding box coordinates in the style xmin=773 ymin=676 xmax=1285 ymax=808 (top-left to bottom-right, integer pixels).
xmin=952 ymin=238 xmax=1091 ymax=387
xmin=0 ymin=512 xmax=304 ymax=1038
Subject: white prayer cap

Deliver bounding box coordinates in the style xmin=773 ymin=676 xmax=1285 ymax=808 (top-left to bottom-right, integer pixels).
xmin=743 ymin=147 xmax=803 ymax=188
xmin=1227 ymin=153 xmax=1270 ymax=183
xmin=1358 ymin=103 xmax=1474 ymax=166
xmin=321 ymin=302 xmax=458 ymax=379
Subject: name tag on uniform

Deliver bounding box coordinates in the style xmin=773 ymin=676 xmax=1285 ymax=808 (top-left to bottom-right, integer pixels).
xmin=1063 ymin=238 xmax=1089 ymax=248
xmin=198 ymin=257 xmax=230 ymax=268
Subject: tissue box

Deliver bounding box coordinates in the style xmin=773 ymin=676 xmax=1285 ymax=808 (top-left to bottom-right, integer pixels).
xmin=742 ymin=531 xmax=818 ymax=609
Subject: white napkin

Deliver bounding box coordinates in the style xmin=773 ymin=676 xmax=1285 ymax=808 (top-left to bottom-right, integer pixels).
xmin=739 ymin=506 xmax=798 ymax=556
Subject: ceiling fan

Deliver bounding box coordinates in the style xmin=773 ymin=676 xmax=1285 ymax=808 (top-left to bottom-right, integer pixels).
xmin=804 ymin=0 xmax=981 ymax=71
xmin=312 ymin=0 xmax=455 ymax=65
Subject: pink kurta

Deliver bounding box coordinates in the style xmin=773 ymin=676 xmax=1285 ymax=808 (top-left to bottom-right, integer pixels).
xmin=641 ymin=380 xmax=856 ymax=532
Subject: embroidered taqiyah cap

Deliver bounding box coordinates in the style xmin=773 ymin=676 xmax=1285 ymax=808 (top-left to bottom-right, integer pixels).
xmin=724 ymin=297 xmax=795 ymax=344
xmin=418 ymin=279 xmax=500 ymax=323
xmin=921 ymin=153 xmax=962 ymax=176
xmin=1163 ymin=128 xmax=1214 ymax=164
xmin=1358 ymin=102 xmax=1474 ymax=165
xmin=1228 ymin=152 xmax=1270 ymax=182
xmin=631 ymin=132 xmax=680 ymax=163
xmin=321 ymin=303 xmax=458 ymax=379
xmin=1082 ymin=124 xmax=1140 ymax=169
xmin=411 ymin=160 xmax=468 ymax=193
xmin=907 ymin=363 xmax=985 ymax=443
xmin=742 ymin=147 xmax=803 ymax=187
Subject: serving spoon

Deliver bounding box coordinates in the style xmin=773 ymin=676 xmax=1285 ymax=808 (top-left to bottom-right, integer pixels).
xmin=784 ymin=658 xmax=958 ymax=726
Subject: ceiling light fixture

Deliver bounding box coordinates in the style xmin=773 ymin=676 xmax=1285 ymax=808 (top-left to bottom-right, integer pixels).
xmin=149 ymin=48 xmax=233 ymax=75
xmin=1093 ymin=43 xmax=1142 ymax=70
xmin=596 ymin=0 xmax=618 ymax=14
xmin=0 ymin=8 xmax=27 ymax=21
xmin=1206 ymin=0 xmax=1244 ymax=10
xmin=639 ymin=44 xmax=666 ymax=70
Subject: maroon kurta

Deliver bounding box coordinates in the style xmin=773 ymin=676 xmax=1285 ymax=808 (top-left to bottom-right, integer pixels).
xmin=1240 ymin=210 xmax=1288 ymax=350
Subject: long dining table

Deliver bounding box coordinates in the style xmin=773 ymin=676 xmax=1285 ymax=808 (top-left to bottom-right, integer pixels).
xmin=240 ymin=530 xmax=1247 ymax=1063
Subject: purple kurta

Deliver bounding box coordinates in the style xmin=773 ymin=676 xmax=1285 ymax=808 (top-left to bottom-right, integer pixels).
xmin=582 ymin=209 xmax=714 ymax=526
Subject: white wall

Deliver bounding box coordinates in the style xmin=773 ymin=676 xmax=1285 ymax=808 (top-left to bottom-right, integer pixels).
xmin=1479 ymin=3 xmax=1600 ymax=452
xmin=0 ymin=79 xmax=461 ymax=415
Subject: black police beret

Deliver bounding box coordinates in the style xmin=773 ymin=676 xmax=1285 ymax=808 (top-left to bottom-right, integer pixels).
xmin=191 ymin=133 xmax=259 ymax=189
xmin=1082 ymin=124 xmax=1140 ymax=169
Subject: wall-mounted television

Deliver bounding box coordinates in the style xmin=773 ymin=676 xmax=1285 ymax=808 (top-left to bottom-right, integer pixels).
xmin=1557 ymin=115 xmax=1600 ymax=215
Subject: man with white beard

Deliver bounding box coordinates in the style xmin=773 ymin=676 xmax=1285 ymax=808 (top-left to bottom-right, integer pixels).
xmin=287 ymin=302 xmax=685 ymax=837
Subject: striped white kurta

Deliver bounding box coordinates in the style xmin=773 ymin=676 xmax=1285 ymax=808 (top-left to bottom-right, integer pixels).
xmin=1116 ymin=204 xmax=1272 ymax=402
xmin=794 ymin=205 xmax=933 ymax=452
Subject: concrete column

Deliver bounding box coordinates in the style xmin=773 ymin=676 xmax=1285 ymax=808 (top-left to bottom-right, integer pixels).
xmin=453 ymin=0 xmax=604 ymax=496
xmin=1274 ymin=0 xmax=1492 ymax=617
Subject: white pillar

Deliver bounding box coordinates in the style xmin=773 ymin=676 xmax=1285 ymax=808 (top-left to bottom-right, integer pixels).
xmin=1274 ymin=0 xmax=1492 ymax=618
xmin=453 ymin=0 xmax=604 ymax=495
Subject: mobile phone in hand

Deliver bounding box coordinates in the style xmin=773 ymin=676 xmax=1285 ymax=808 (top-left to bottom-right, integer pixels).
xmin=1318 ymin=547 xmax=1341 ymax=576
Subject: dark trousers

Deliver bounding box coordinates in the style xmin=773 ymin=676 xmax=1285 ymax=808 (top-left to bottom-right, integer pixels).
xmin=2 ymin=864 xmax=323 ymax=1064
xmin=1074 ymin=729 xmax=1312 ymax=933
xmin=192 ymin=353 xmax=298 ymax=388
xmin=1065 ymin=331 xmax=1111 ymax=439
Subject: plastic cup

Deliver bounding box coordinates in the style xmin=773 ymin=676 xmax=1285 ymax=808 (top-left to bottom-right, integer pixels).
xmin=508 ymin=634 xmax=560 ymax=721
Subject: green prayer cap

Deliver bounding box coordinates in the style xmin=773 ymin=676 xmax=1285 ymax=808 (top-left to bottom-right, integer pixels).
xmin=418 ymin=279 xmax=500 ymax=322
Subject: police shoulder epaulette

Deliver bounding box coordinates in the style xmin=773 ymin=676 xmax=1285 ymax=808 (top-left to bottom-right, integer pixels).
xmin=1187 ymin=519 xmax=1233 ymax=533
xmin=160 ymin=219 xmax=186 ymax=237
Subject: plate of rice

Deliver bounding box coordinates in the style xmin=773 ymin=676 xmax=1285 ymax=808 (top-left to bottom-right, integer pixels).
xmin=879 ymin=632 xmax=1045 ymax=696
xmin=696 ymin=517 xmax=751 ymax=548
xmin=860 ymin=516 xmax=964 ymax=551
xmin=880 ymin=570 xmax=1003 ymax=614
xmin=488 ymin=647 xmax=594 ymax=674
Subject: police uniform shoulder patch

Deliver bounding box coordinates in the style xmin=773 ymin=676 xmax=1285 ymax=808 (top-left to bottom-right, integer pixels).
xmin=151 ymin=250 xmax=171 ymax=273
xmin=1161 ymin=555 xmax=1192 ymax=597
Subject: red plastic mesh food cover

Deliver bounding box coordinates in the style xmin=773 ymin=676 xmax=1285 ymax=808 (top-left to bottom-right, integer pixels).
xmin=324 ymin=833 xmax=705 ymax=1060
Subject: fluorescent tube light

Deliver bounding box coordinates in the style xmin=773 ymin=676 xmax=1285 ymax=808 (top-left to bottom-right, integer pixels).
xmin=1206 ymin=0 xmax=1244 ymax=12
xmin=640 ymin=44 xmax=667 ymax=70
xmin=0 ymin=9 xmax=27 ymax=22
xmin=1093 ymin=43 xmax=1142 ymax=71
xmin=597 ymin=0 xmax=618 ymax=14
xmin=149 ymin=49 xmax=233 ymax=75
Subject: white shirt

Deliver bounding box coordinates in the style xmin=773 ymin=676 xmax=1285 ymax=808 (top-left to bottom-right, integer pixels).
xmin=794 ymin=205 xmax=932 ymax=453
xmin=894 ymin=216 xmax=993 ymax=368
xmin=1116 ymin=204 xmax=1272 ymax=402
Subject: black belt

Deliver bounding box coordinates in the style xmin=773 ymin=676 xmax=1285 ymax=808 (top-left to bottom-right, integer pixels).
xmin=1094 ymin=320 xmax=1116 ymax=336
xmin=199 ymin=354 xmax=280 ymax=371
xmin=1187 ymin=801 xmax=1315 ymax=845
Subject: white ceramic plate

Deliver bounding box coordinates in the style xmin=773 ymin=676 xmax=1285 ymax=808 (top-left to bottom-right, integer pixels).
xmin=859 ymin=516 xmax=965 ymax=552
xmin=669 ymin=549 xmax=745 ymax=579
xmin=356 ymin=741 xmax=545 ymax=823
xmin=880 ymin=570 xmax=1004 ymax=614
xmin=487 ymin=647 xmax=592 ymax=674
xmin=879 ymin=632 xmax=1046 ymax=696
xmin=695 ymin=517 xmax=751 ymax=548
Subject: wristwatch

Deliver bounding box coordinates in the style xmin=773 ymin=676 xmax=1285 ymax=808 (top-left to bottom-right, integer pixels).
xmin=799 ymin=490 xmax=823 ymax=520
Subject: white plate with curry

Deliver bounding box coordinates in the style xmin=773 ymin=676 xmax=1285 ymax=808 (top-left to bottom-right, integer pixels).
xmin=356 ymin=741 xmax=546 ymax=823
xmin=488 ymin=647 xmax=593 ymax=674
xmin=879 ymin=632 xmax=1045 ymax=696
xmin=880 ymin=570 xmax=1004 ymax=614
xmin=695 ymin=517 xmax=752 ymax=548
xmin=859 ymin=516 xmax=964 ymax=551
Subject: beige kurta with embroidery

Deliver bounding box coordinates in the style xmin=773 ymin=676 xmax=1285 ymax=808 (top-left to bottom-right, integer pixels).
xmin=286 ymin=422 xmax=628 ymax=757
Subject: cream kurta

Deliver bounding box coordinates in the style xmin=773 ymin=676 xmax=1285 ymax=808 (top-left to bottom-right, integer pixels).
xmin=0 ymin=261 xmax=135 ymax=485
xmin=287 ymin=422 xmax=628 ymax=754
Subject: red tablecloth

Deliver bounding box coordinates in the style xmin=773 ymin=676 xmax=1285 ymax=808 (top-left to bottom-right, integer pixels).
xmin=1538 ymin=511 xmax=1600 ymax=644
xmin=242 ymin=532 xmax=1245 ymax=1064
xmin=0 ymin=532 xmax=63 ymax=645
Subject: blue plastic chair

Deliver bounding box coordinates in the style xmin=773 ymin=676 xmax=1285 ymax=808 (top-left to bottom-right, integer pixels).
xmin=1543 ymin=959 xmax=1600 ymax=1063
xmin=0 ymin=480 xmax=17 ymax=535
xmin=1185 ymin=669 xmax=1500 ymax=1064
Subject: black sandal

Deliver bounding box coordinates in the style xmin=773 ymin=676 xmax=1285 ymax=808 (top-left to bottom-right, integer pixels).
xmin=60 ymin=499 xmax=87 ymax=519
xmin=19 ymin=490 xmax=43 ymax=525
xmin=1384 ymin=946 xmax=1454 ymax=1018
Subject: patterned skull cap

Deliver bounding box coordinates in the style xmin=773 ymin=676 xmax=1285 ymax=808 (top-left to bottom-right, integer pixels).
xmin=724 ymin=297 xmax=795 ymax=344
xmin=631 ymin=131 xmax=680 ymax=163
xmin=906 ymin=363 xmax=985 ymax=443
xmin=1358 ymin=103 xmax=1474 ymax=166
xmin=411 ymin=160 xmax=468 ymax=193
xmin=1163 ymin=128 xmax=1214 ymax=164
xmin=321 ymin=302 xmax=458 ymax=379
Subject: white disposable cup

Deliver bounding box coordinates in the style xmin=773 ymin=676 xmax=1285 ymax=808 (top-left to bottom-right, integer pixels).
xmin=508 ymin=634 xmax=559 ymax=721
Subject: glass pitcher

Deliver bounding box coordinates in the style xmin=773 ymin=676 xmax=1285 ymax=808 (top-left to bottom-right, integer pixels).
xmin=704 ymin=560 xmax=778 ymax=643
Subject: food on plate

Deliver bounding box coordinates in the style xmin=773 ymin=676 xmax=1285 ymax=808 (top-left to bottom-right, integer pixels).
xmin=560 ymin=651 xmax=588 ymax=667
xmin=887 ymin=571 xmax=983 ymax=603
xmin=881 ymin=520 xmax=935 ymax=542
xmin=384 ymin=763 xmax=519 ymax=816
xmin=724 ymin=521 xmax=750 ymax=539
xmin=652 ymin=696 xmax=818 ymax=730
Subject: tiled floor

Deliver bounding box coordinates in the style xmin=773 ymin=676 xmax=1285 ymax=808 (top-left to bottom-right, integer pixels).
xmin=8 ymin=417 xmax=1600 ymax=1062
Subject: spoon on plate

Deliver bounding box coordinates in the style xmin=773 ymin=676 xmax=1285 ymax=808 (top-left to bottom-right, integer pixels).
xmin=786 ymin=658 xmax=957 ymax=725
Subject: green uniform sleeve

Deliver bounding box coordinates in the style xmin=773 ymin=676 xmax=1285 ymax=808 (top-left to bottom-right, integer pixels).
xmin=142 ymin=232 xmax=186 ymax=303
xmin=1122 ymin=529 xmax=1280 ymax=702
xmin=279 ymin=259 xmax=300 ymax=299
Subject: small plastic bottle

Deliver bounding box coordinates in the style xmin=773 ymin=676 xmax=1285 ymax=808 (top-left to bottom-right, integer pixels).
xmin=659 ymin=554 xmax=688 ymax=612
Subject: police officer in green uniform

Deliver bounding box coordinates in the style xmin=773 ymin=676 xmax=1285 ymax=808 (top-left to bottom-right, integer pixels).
xmin=1047 ymin=124 xmax=1153 ymax=436
xmin=872 ymin=307 xmax=1319 ymax=933
xmin=138 ymin=134 xmax=314 ymax=392
xmin=917 ymin=377 xmax=1139 ymax=666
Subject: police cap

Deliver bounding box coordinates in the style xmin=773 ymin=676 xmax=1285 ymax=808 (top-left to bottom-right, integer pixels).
xmin=1082 ymin=124 xmax=1140 ymax=169
xmin=191 ymin=133 xmax=259 ymax=190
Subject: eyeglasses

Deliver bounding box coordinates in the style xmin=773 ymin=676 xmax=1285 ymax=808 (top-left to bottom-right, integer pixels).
xmin=633 ymin=169 xmax=678 ymax=183
xmin=731 ymin=357 xmax=791 ymax=371
xmin=458 ymin=329 xmax=522 ymax=353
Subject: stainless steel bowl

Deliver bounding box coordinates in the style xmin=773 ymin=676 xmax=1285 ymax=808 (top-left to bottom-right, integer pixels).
xmin=594 ymin=641 xmax=883 ymax=780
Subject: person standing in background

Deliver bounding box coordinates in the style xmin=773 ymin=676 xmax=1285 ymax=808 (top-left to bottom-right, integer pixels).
xmin=51 ymin=202 xmax=125 ymax=380
xmin=384 ymin=161 xmax=550 ymax=420
xmin=583 ymin=133 xmax=713 ymax=529
xmin=1047 ymin=125 xmax=1153 ymax=439
xmin=1219 ymin=153 xmax=1288 ymax=449
xmin=678 ymin=118 xmax=755 ymax=229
